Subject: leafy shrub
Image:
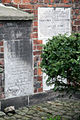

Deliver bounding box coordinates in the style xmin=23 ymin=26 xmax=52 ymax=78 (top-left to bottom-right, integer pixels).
xmin=47 ymin=115 xmax=61 ymax=120
xmin=41 ymin=33 xmax=80 ymax=91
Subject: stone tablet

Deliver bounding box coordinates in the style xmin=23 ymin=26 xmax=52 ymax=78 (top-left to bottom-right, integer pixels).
xmin=38 ymin=7 xmax=71 ymax=43
xmin=4 ymin=21 xmax=33 ymax=98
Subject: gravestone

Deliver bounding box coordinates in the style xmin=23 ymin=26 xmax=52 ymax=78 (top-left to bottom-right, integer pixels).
xmin=4 ymin=21 xmax=33 ymax=98
xmin=38 ymin=7 xmax=71 ymax=43
xmin=38 ymin=7 xmax=71 ymax=91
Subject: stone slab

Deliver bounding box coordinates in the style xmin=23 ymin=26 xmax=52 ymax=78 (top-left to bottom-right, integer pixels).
xmin=0 ymin=3 xmax=34 ymax=20
xmin=38 ymin=7 xmax=71 ymax=43
xmin=1 ymin=95 xmax=28 ymax=111
xmin=4 ymin=21 xmax=33 ymax=98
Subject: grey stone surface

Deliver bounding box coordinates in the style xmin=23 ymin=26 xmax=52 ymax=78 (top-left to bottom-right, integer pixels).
xmin=4 ymin=106 xmax=15 ymax=113
xmin=1 ymin=95 xmax=28 ymax=111
xmin=29 ymin=90 xmax=66 ymax=105
xmin=38 ymin=7 xmax=71 ymax=42
xmin=0 ymin=97 xmax=80 ymax=120
xmin=0 ymin=111 xmax=5 ymax=117
xmin=3 ymin=21 xmax=33 ymax=98
xmin=0 ymin=101 xmax=1 ymax=110
xmin=0 ymin=3 xmax=34 ymax=20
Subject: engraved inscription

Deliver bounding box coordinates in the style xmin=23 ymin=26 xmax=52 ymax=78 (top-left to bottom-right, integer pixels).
xmin=4 ymin=21 xmax=33 ymax=98
xmin=38 ymin=8 xmax=71 ymax=43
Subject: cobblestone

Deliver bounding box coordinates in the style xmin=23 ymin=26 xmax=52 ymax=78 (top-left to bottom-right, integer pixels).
xmin=0 ymin=98 xmax=80 ymax=120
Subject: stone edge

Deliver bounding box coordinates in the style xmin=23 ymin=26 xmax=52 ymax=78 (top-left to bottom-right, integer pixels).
xmin=0 ymin=90 xmax=80 ymax=111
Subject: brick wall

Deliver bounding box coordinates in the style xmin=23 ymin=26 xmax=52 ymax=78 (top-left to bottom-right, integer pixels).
xmin=0 ymin=22 xmax=4 ymax=99
xmin=1 ymin=0 xmax=80 ymax=96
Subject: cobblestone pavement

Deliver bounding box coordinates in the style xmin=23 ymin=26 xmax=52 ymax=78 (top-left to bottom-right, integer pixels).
xmin=0 ymin=98 xmax=80 ymax=120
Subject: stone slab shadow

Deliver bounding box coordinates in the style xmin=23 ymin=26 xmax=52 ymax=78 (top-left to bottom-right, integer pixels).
xmin=1 ymin=96 xmax=28 ymax=111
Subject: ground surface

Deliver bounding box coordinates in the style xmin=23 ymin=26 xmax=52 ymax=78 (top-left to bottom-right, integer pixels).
xmin=0 ymin=97 xmax=80 ymax=120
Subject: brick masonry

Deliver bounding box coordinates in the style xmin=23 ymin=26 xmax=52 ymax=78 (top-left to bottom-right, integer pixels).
xmin=0 ymin=0 xmax=80 ymax=98
xmin=0 ymin=22 xmax=4 ymax=99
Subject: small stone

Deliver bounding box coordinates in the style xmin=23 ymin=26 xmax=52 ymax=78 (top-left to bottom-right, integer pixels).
xmin=0 ymin=111 xmax=6 ymax=117
xmin=7 ymin=113 xmax=13 ymax=116
xmin=13 ymin=114 xmax=21 ymax=119
xmin=27 ymin=110 xmax=35 ymax=114
xmin=22 ymin=116 xmax=31 ymax=120
xmin=4 ymin=106 xmax=15 ymax=114
xmin=0 ymin=118 xmax=5 ymax=120
xmin=18 ymin=111 xmax=26 ymax=116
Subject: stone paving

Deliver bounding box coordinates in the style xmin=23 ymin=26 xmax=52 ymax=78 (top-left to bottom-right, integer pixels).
xmin=0 ymin=98 xmax=80 ymax=120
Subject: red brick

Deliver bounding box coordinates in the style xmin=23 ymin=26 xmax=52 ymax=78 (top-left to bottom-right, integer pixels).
xmin=34 ymin=10 xmax=38 ymax=15
xmin=38 ymin=61 xmax=40 ymax=67
xmin=72 ymin=26 xmax=77 ymax=32
xmin=55 ymin=0 xmax=61 ymax=3
xmin=57 ymin=4 xmax=72 ymax=7
xmin=34 ymin=16 xmax=38 ymax=21
xmin=37 ymin=46 xmax=42 ymax=50
xmin=33 ymin=40 xmax=42 ymax=44
xmin=72 ymin=0 xmax=74 ymax=2
xmin=38 ymin=76 xmax=42 ymax=81
xmin=75 ymin=9 xmax=79 ymax=14
xmin=19 ymin=4 xmax=33 ymax=9
xmin=34 ymin=21 xmax=38 ymax=26
xmin=71 ymin=10 xmax=74 ymax=14
xmin=78 ymin=26 xmax=80 ymax=31
xmin=75 ymin=4 xmax=80 ymax=9
xmin=33 ymin=51 xmax=42 ymax=55
xmin=34 ymin=89 xmax=37 ymax=93
xmin=44 ymin=0 xmax=49 ymax=3
xmin=34 ymin=56 xmax=39 ymax=61
xmin=22 ymin=0 xmax=31 ymax=3
xmin=31 ymin=0 xmax=38 ymax=3
xmin=48 ymin=5 xmax=53 ymax=7
xmin=73 ymin=15 xmax=77 ymax=19
xmin=2 ymin=0 xmax=11 ymax=3
xmin=38 ymin=68 xmax=42 ymax=75
xmin=0 ymin=93 xmax=5 ymax=99
xmin=40 ymin=81 xmax=43 ymax=87
xmin=0 ymin=60 xmax=4 ymax=65
xmin=74 ymin=20 xmax=80 ymax=25
xmin=51 ymin=0 xmax=54 ymax=3
xmin=0 ymin=41 xmax=3 ymax=46
xmin=38 ymin=87 xmax=43 ymax=92
xmin=33 ymin=27 xmax=38 ymax=32
xmin=33 ymin=46 xmax=37 ymax=50
xmin=34 ymin=68 xmax=37 ymax=75
xmin=14 ymin=0 xmax=21 ymax=3
xmin=12 ymin=4 xmax=18 ymax=8
xmin=0 ymin=48 xmax=4 ymax=52
xmin=0 ymin=24 xmax=3 ymax=27
xmin=32 ymin=33 xmax=38 ymax=38
xmin=62 ymin=0 xmax=69 ymax=3
xmin=24 ymin=9 xmax=33 ymax=13
xmin=0 ymin=87 xmax=4 ymax=93
xmin=38 ymin=0 xmax=44 ymax=3
xmin=34 ymin=4 xmax=43 ymax=9
xmin=77 ymin=15 xmax=80 ymax=19
xmin=75 ymin=0 xmax=79 ymax=2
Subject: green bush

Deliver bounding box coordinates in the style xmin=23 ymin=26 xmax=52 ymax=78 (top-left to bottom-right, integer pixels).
xmin=47 ymin=115 xmax=61 ymax=120
xmin=41 ymin=33 xmax=80 ymax=91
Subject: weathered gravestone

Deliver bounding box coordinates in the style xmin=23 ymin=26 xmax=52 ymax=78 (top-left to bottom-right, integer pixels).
xmin=38 ymin=7 xmax=71 ymax=90
xmin=38 ymin=7 xmax=71 ymax=43
xmin=4 ymin=21 xmax=33 ymax=98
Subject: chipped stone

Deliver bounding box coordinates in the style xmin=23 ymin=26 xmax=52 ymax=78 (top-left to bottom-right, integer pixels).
xmin=4 ymin=106 xmax=15 ymax=114
xmin=0 ymin=111 xmax=6 ymax=117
